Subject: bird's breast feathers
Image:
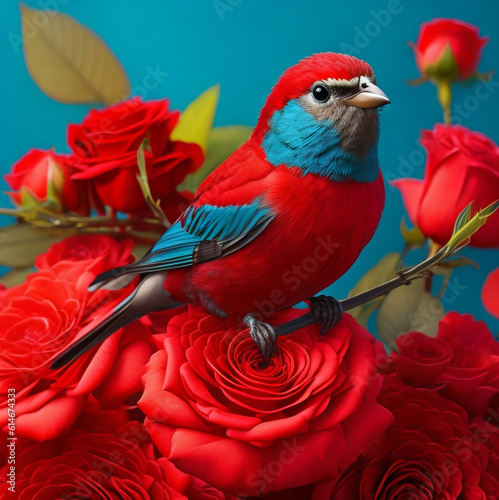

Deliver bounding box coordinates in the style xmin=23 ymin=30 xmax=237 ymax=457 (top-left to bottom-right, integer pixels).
xmin=261 ymin=99 xmax=380 ymax=183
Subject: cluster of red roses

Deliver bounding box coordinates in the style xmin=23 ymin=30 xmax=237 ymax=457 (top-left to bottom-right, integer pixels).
xmin=0 ymin=233 xmax=498 ymax=499
xmin=0 ymin=233 xmax=384 ymax=498
xmin=321 ymin=316 xmax=499 ymax=498
xmin=5 ymin=97 xmax=203 ymax=219
xmin=0 ymin=235 xmax=499 ymax=500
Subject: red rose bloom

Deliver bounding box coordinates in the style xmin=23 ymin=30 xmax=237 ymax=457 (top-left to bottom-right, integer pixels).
xmin=68 ymin=97 xmax=204 ymax=214
xmin=392 ymin=125 xmax=499 ymax=247
xmin=35 ymin=233 xmax=135 ymax=271
xmin=315 ymin=379 xmax=499 ymax=499
xmin=482 ymin=268 xmax=499 ymax=319
xmin=139 ymin=307 xmax=391 ymax=496
xmin=0 ymin=236 xmax=155 ymax=441
xmin=412 ymin=18 xmax=488 ymax=80
xmin=4 ymin=149 xmax=90 ymax=215
xmin=389 ymin=331 xmax=453 ymax=386
xmin=0 ymin=407 xmax=234 ymax=499
xmin=386 ymin=312 xmax=499 ymax=416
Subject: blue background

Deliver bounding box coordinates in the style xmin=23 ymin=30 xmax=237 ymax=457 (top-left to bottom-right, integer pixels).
xmin=0 ymin=0 xmax=498 ymax=332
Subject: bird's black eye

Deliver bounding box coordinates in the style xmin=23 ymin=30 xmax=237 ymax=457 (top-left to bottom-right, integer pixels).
xmin=312 ymin=85 xmax=330 ymax=103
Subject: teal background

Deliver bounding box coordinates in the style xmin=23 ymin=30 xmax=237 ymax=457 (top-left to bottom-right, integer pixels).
xmin=0 ymin=0 xmax=498 ymax=332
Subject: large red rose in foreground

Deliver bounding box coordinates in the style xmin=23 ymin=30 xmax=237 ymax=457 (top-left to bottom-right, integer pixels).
xmin=4 ymin=149 xmax=90 ymax=215
xmin=315 ymin=379 xmax=499 ymax=499
xmin=68 ymin=97 xmax=203 ymax=214
xmin=139 ymin=307 xmax=392 ymax=496
xmin=385 ymin=312 xmax=499 ymax=416
xmin=392 ymin=125 xmax=499 ymax=247
xmin=411 ymin=18 xmax=488 ymax=81
xmin=0 ymin=406 xmax=234 ymax=499
xmin=0 ymin=235 xmax=156 ymax=441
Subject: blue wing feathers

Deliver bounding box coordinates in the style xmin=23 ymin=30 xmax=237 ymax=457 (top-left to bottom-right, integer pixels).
xmin=183 ymin=202 xmax=268 ymax=240
xmin=119 ymin=201 xmax=274 ymax=274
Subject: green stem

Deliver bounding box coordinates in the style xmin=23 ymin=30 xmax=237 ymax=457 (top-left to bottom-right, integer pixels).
xmin=397 ymin=243 xmax=411 ymax=269
xmin=425 ymin=241 xmax=440 ymax=293
xmin=437 ymin=80 xmax=452 ymax=124
xmin=275 ymin=244 xmax=455 ymax=337
xmin=0 ymin=208 xmax=23 ymax=217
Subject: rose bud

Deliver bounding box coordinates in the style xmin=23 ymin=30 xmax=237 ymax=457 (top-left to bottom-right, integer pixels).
xmin=409 ymin=19 xmax=489 ymax=123
xmin=5 ymin=149 xmax=90 ymax=215
xmin=411 ymin=18 xmax=488 ymax=81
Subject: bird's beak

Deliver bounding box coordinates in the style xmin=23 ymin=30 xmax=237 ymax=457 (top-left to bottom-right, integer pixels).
xmin=341 ymin=81 xmax=390 ymax=109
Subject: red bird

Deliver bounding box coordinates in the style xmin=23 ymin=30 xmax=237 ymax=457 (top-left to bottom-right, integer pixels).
xmin=52 ymin=52 xmax=389 ymax=368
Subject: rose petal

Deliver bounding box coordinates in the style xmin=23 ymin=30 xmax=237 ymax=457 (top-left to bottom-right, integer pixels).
xmin=13 ymin=395 xmax=86 ymax=441
xmin=390 ymin=178 xmax=424 ymax=226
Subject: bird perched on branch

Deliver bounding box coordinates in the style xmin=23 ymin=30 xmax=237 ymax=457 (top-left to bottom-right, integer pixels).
xmin=52 ymin=52 xmax=389 ymax=369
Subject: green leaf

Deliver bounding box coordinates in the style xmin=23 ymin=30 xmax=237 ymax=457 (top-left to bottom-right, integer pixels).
xmin=20 ymin=3 xmax=130 ymax=105
xmin=20 ymin=187 xmax=43 ymax=210
xmin=433 ymin=255 xmax=479 ymax=272
xmin=377 ymin=279 xmax=445 ymax=347
xmin=136 ymin=139 xmax=151 ymax=199
xmin=452 ymin=201 xmax=473 ymax=235
xmin=170 ymin=85 xmax=220 ymax=152
xmin=136 ymin=140 xmax=169 ymax=227
xmin=178 ymin=125 xmax=253 ymax=193
xmin=406 ymin=75 xmax=429 ymax=87
xmin=0 ymin=266 xmax=34 ymax=287
xmin=425 ymin=43 xmax=459 ymax=80
xmin=400 ymin=217 xmax=426 ymax=247
xmin=0 ymin=224 xmax=64 ymax=267
xmin=462 ymin=70 xmax=494 ymax=87
xmin=347 ymin=253 xmax=400 ymax=327
xmin=446 ymin=200 xmax=499 ymax=252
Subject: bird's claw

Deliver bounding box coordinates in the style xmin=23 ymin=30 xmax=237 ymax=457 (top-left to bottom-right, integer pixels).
xmin=244 ymin=313 xmax=276 ymax=358
xmin=309 ymin=295 xmax=343 ymax=336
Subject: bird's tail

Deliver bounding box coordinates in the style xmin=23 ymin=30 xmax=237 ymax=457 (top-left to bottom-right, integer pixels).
xmin=51 ymin=273 xmax=183 ymax=369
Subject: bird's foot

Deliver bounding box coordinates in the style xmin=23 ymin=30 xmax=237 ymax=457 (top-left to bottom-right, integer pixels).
xmin=243 ymin=313 xmax=276 ymax=359
xmin=309 ymin=295 xmax=343 ymax=336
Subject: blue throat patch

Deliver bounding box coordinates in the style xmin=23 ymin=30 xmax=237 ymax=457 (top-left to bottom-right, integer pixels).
xmin=261 ymin=99 xmax=379 ymax=183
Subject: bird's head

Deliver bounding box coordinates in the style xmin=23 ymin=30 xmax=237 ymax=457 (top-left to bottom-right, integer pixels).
xmin=255 ymin=53 xmax=390 ymax=182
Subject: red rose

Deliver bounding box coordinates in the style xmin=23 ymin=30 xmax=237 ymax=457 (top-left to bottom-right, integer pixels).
xmin=139 ymin=307 xmax=391 ymax=496
xmin=392 ymin=125 xmax=499 ymax=247
xmin=482 ymin=268 xmax=499 ymax=319
xmin=35 ymin=233 xmax=135 ymax=272
xmin=68 ymin=97 xmax=204 ymax=214
xmin=0 ymin=407 xmax=233 ymax=499
xmin=389 ymin=331 xmax=454 ymax=386
xmin=0 ymin=236 xmax=155 ymax=440
xmin=468 ymin=418 xmax=499 ymax=489
xmin=4 ymin=149 xmax=90 ymax=215
xmin=315 ymin=379 xmax=499 ymax=499
xmin=411 ymin=18 xmax=488 ymax=81
xmin=386 ymin=312 xmax=499 ymax=416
